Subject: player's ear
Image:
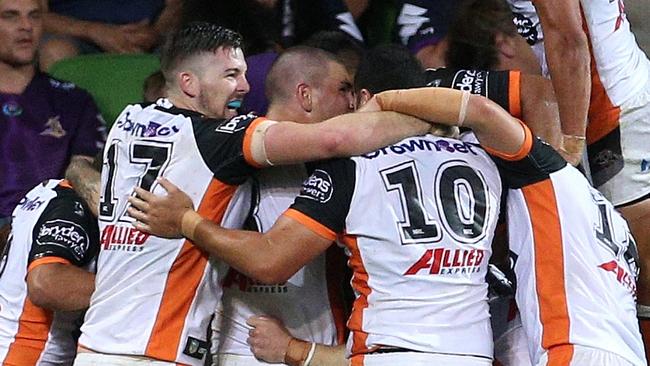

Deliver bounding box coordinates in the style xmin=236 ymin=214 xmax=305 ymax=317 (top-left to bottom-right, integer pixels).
xmin=297 ymin=83 xmax=313 ymax=112
xmin=357 ymin=89 xmax=373 ymax=108
xmin=178 ymin=71 xmax=199 ymax=98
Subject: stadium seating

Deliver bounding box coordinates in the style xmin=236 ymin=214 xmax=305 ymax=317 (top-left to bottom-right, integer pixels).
xmin=48 ymin=53 xmax=160 ymax=127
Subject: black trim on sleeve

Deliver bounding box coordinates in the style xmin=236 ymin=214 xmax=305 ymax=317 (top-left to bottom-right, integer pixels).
xmin=192 ymin=113 xmax=260 ymax=185
xmin=291 ymin=159 xmax=357 ymax=234
xmin=29 ymin=187 xmax=99 ymax=267
xmin=490 ymin=138 xmax=567 ymax=189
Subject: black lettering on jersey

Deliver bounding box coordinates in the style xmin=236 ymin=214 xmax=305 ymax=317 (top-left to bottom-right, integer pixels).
xmin=298 ymin=169 xmax=333 ymax=203
xmin=215 ymin=113 xmax=257 ymax=134
xmin=35 ymin=219 xmax=89 ymax=263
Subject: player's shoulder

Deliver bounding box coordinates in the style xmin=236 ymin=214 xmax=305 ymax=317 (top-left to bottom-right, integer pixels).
xmin=39 ymin=73 xmax=94 ymax=101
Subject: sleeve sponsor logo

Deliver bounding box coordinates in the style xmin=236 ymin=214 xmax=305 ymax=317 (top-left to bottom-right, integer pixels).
xmin=512 ymin=13 xmax=539 ymax=46
xmin=36 ymin=219 xmax=89 ymax=261
xmin=298 ymin=169 xmax=333 ymax=203
xmin=115 ymin=112 xmax=180 ymax=138
xmin=215 ymin=113 xmax=257 ymax=134
xmin=18 ymin=196 xmax=45 ymax=211
xmin=451 ymin=70 xmax=488 ymax=95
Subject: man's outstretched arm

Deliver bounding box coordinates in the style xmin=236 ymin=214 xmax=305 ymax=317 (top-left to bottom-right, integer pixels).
xmin=128 ymin=178 xmax=332 ymax=284
xmin=254 ymin=110 xmax=432 ymax=167
xmin=534 ymin=0 xmax=590 ymax=165
xmin=372 ymin=87 xmax=527 ymax=155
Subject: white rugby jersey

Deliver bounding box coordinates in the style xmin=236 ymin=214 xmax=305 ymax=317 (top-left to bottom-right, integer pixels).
xmin=486 ymin=125 xmax=646 ymax=366
xmin=214 ymin=165 xmax=345 ymax=357
xmin=285 ymin=135 xmax=503 ymax=361
xmin=582 ymin=0 xmax=649 ymax=107
xmin=0 ymin=179 xmax=98 ymax=365
xmin=79 ymin=99 xmax=261 ymax=365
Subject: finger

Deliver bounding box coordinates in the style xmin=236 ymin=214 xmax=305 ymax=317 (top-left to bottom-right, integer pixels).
xmin=127 ymin=207 xmax=149 ymax=222
xmin=128 ymin=195 xmax=150 ymax=211
xmin=133 ymin=221 xmax=152 ymax=233
xmin=133 ymin=186 xmax=156 ymax=201
xmin=157 ymin=177 xmax=179 ymax=193
xmin=246 ymin=315 xmax=267 ymax=327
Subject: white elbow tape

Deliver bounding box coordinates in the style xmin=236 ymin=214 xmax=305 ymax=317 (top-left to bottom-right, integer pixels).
xmin=250 ymin=120 xmax=278 ymax=166
xmin=458 ymin=91 xmax=470 ymax=127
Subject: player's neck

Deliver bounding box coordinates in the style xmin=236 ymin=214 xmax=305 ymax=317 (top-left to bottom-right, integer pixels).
xmin=0 ymin=62 xmax=35 ymax=94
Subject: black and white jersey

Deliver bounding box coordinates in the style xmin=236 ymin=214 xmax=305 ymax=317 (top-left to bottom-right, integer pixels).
xmin=0 ymin=179 xmax=98 ymax=365
xmin=285 ymin=134 xmax=503 ymax=359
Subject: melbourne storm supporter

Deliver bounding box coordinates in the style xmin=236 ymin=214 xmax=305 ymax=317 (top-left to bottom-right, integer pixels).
xmin=0 ymin=0 xmax=106 ymax=231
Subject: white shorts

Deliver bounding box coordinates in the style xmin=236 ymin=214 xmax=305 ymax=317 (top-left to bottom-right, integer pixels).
xmin=595 ymin=75 xmax=650 ymax=206
xmin=537 ymin=345 xmax=639 ymax=366
xmin=74 ymin=353 xmax=177 ymax=365
xmin=214 ymin=353 xmax=285 ymax=366
xmin=352 ymin=352 xmax=492 ymax=366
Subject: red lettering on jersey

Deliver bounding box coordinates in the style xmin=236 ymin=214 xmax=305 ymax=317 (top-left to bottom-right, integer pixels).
xmin=599 ymin=260 xmax=637 ymax=296
xmin=405 ymin=248 xmax=485 ymax=275
xmin=404 ymin=249 xmax=434 ymax=275
xmin=101 ymin=224 xmax=150 ymax=250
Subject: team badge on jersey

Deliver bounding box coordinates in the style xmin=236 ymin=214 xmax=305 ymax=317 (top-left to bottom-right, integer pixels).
xmin=2 ymin=101 xmax=22 ymax=117
xmin=40 ymin=116 xmax=67 ymax=138
xmin=36 ymin=219 xmax=90 ymax=261
xmin=299 ymin=170 xmax=333 ymax=203
xmin=216 ymin=113 xmax=257 ymax=134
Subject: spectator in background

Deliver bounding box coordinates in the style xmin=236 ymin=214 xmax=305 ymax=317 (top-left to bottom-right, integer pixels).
xmin=0 ymin=0 xmax=105 ymax=231
xmin=38 ymin=0 xmax=183 ymax=71
xmin=142 ymin=70 xmax=166 ymax=103
xmin=395 ymin=0 xmax=460 ymax=68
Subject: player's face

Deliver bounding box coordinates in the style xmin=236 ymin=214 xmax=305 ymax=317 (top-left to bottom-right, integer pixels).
xmin=0 ymin=0 xmax=42 ymax=67
xmin=309 ymin=60 xmax=355 ymax=121
xmin=198 ymin=46 xmax=249 ymax=119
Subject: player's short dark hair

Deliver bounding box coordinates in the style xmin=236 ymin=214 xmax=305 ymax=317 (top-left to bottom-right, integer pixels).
xmin=160 ymin=22 xmax=243 ymax=78
xmin=265 ymin=46 xmax=341 ymax=105
xmin=354 ymin=44 xmax=425 ymax=94
xmin=446 ymin=0 xmax=518 ymax=69
xmin=303 ymin=30 xmax=365 ymax=75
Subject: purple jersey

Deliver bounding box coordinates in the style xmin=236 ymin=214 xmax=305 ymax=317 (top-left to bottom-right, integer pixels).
xmin=0 ymin=73 xmax=106 ymax=217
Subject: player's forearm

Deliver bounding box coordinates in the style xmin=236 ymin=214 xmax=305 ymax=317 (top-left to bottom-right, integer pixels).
xmin=185 ymin=214 xmax=295 ymax=284
xmin=153 ymin=0 xmax=183 ymax=38
xmin=375 ymin=88 xmax=526 ymax=154
xmin=535 ymin=0 xmax=590 ymax=139
xmin=27 ymin=264 xmax=95 ymax=311
xmin=65 ymin=156 xmax=100 ymax=217
xmin=310 ymin=344 xmax=347 ymax=366
xmin=265 ymin=112 xmax=430 ymax=165
xmin=43 ymin=12 xmax=99 ymax=40
xmin=521 ymin=74 xmax=562 ymax=149
xmin=544 ymin=34 xmax=590 ymax=138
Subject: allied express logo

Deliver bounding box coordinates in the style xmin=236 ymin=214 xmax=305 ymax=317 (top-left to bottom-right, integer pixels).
xmin=405 ymin=248 xmax=485 ymax=275
xmin=101 ymin=224 xmax=150 ymax=252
